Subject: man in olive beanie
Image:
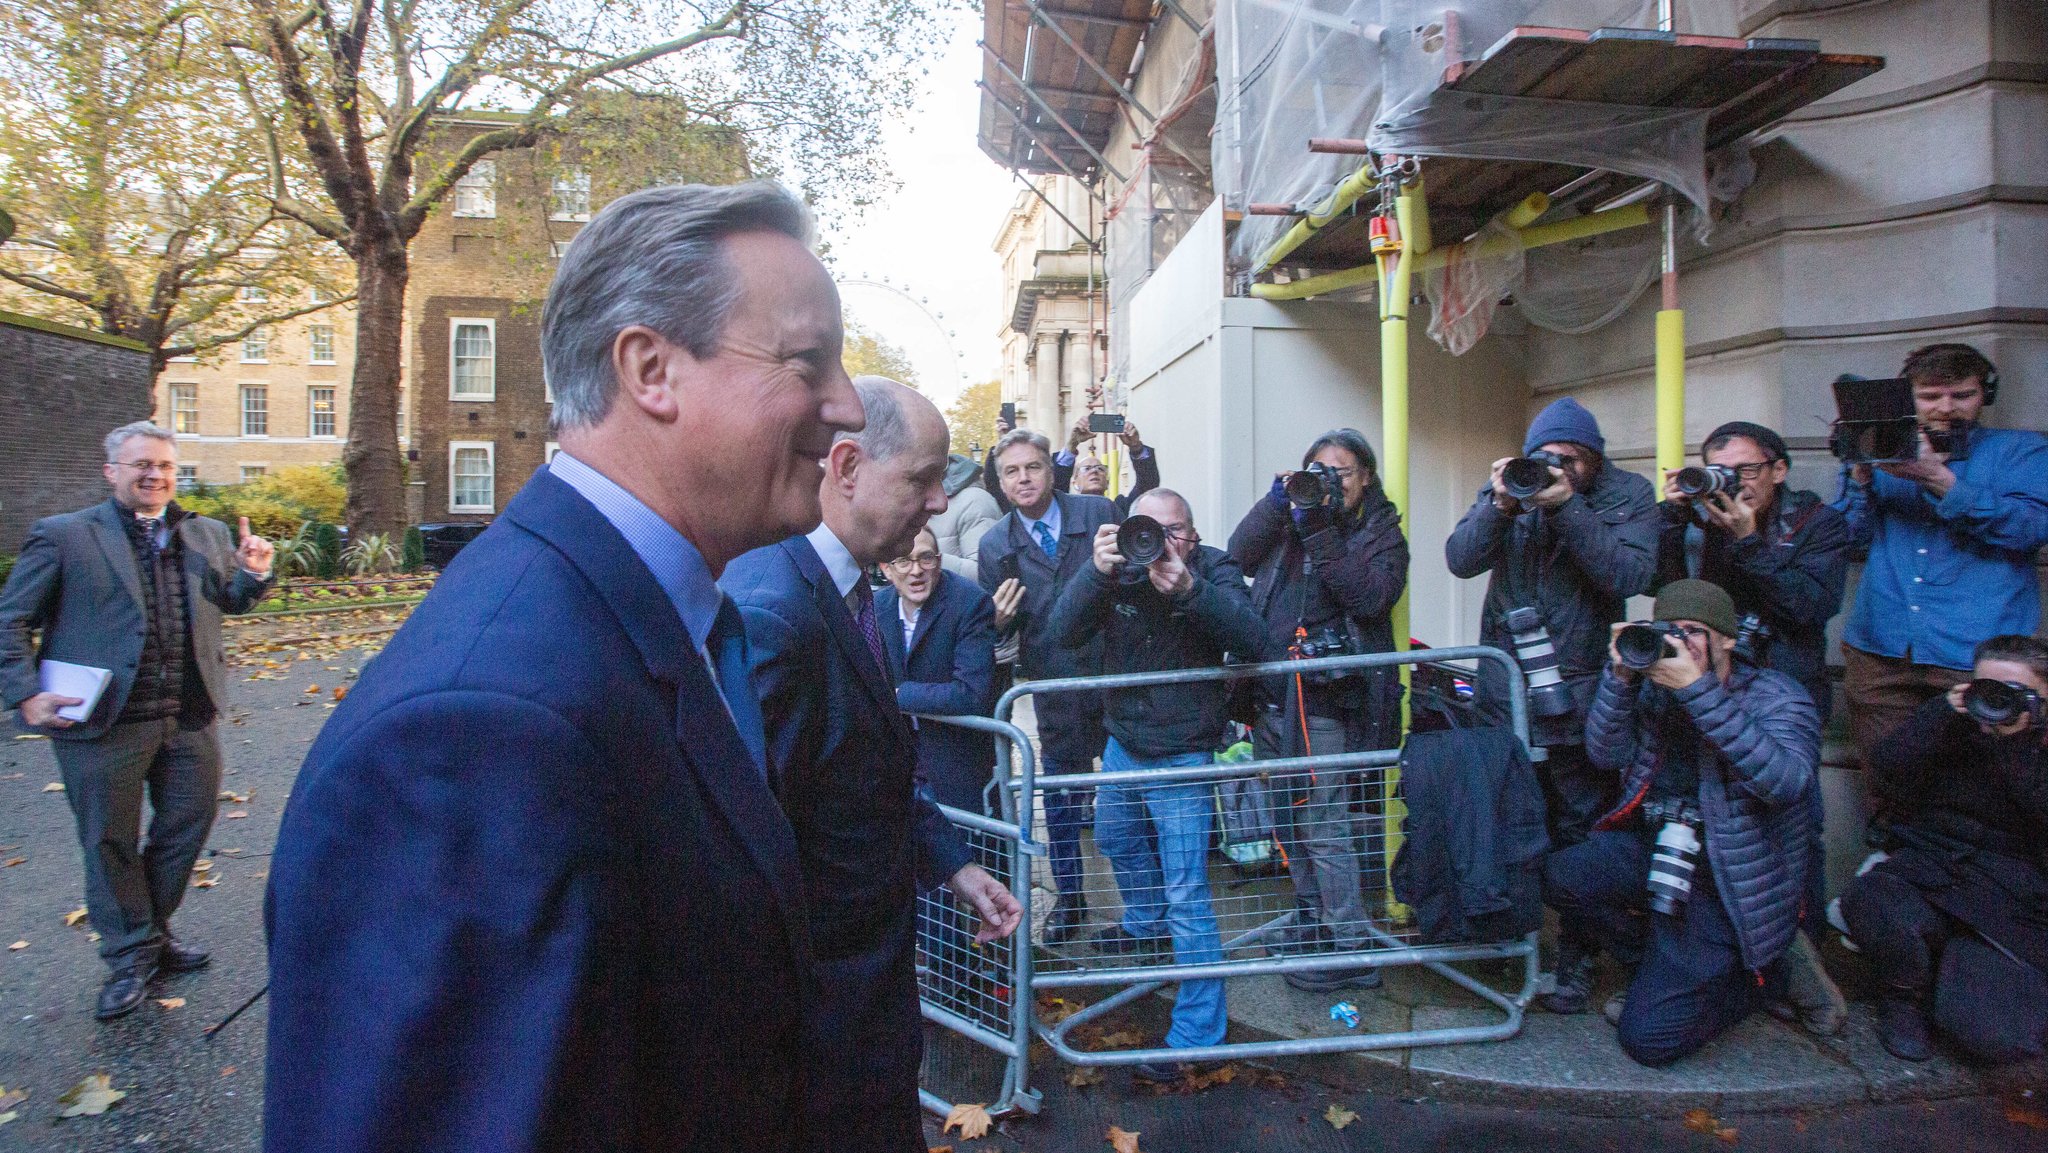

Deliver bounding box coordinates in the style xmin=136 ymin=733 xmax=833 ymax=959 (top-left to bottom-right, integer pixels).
xmin=1543 ymin=577 xmax=1821 ymax=1065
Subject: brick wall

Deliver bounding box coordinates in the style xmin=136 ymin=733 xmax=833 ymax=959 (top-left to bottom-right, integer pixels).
xmin=413 ymin=295 xmax=552 ymax=522
xmin=0 ymin=314 xmax=152 ymax=552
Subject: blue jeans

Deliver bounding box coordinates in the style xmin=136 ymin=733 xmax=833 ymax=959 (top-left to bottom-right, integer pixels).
xmin=1093 ymin=737 xmax=1227 ymax=1050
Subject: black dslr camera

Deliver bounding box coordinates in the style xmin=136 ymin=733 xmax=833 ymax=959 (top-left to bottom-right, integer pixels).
xmin=1615 ymin=621 xmax=1683 ymax=670
xmin=1673 ymin=464 xmax=1739 ymax=498
xmin=1962 ymin=678 xmax=2047 ymax=728
xmin=1501 ymin=449 xmax=1566 ymax=501
xmin=1284 ymin=462 xmax=1343 ymax=510
xmin=1828 ymin=374 xmax=1974 ymax=465
xmin=1116 ymin=514 xmax=1167 ymax=568
xmin=1287 ymin=623 xmax=1363 ymax=686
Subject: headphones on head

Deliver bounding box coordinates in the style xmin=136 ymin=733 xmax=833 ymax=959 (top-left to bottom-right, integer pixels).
xmin=1906 ymin=343 xmax=2000 ymax=404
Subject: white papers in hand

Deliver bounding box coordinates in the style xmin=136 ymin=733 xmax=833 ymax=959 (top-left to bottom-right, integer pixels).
xmin=37 ymin=660 xmax=112 ymax=723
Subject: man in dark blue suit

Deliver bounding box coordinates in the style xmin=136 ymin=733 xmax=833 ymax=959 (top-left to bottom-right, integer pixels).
xmin=723 ymin=377 xmax=1022 ymax=1153
xmin=878 ymin=525 xmax=999 ymax=813
xmin=977 ymin=428 xmax=1121 ymax=943
xmin=264 ymin=182 xmax=865 ymax=1152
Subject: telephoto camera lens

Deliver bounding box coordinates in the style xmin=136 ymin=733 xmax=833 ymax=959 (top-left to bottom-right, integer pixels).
xmin=1116 ymin=514 xmax=1166 ymax=567
xmin=1501 ymin=455 xmax=1558 ymax=501
xmin=1673 ymin=464 xmax=1739 ymax=498
xmin=1615 ymin=622 xmax=1679 ymax=670
xmin=1646 ymin=819 xmax=1702 ymax=916
xmin=1962 ymin=678 xmax=2033 ymax=727
xmin=1504 ymin=606 xmax=1574 ymax=718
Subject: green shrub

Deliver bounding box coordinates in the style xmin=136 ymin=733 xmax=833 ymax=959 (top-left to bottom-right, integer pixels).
xmin=269 ymin=522 xmax=322 ymax=578
xmin=342 ymin=532 xmax=401 ymax=576
xmin=0 ymin=554 xmax=14 ymax=588
xmin=312 ymin=522 xmax=344 ymax=579
xmin=241 ymin=464 xmax=347 ymax=524
xmin=401 ymin=526 xmax=426 ymax=572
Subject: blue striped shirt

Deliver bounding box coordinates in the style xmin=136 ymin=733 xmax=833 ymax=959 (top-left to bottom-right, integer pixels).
xmin=547 ymin=451 xmax=723 ymax=654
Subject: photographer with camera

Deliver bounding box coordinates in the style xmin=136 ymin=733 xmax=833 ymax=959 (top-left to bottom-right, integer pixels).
xmin=1542 ymin=580 xmax=1820 ymax=1065
xmin=1047 ymin=489 xmax=1266 ymax=1083
xmin=1657 ymin=421 xmax=1850 ymax=720
xmin=1833 ymin=343 xmax=2048 ymax=762
xmin=1446 ymin=399 xmax=1659 ymax=846
xmin=1228 ymin=429 xmax=1408 ymax=990
xmin=1837 ymin=635 xmax=2048 ymax=1064
xmin=1064 ymin=415 xmax=1160 ymax=515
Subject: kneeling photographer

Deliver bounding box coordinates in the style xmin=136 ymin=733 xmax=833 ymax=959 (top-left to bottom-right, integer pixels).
xmin=1228 ymin=429 xmax=1409 ymax=991
xmin=1839 ymin=635 xmax=2048 ymax=1065
xmin=1656 ymin=421 xmax=1850 ymax=720
xmin=1542 ymin=580 xmax=1820 ymax=1066
xmin=1047 ymin=490 xmax=1266 ymax=1082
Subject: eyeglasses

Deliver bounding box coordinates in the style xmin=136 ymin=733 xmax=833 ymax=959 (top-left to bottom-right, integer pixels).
xmin=886 ymin=554 xmax=942 ymax=573
xmin=1154 ymin=522 xmax=1200 ymax=545
xmin=1713 ymin=462 xmax=1776 ymax=480
xmin=114 ymin=461 xmax=178 ymax=475
xmin=1670 ymin=624 xmax=1711 ymax=641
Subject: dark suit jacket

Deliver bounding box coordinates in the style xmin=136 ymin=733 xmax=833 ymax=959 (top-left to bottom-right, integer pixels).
xmin=0 ymin=499 xmax=270 ymax=737
xmin=877 ymin=569 xmax=998 ymax=813
xmin=264 ymin=470 xmax=811 ymax=1153
xmin=975 ymin=490 xmax=1120 ymax=765
xmin=721 ymin=535 xmax=971 ymax=1152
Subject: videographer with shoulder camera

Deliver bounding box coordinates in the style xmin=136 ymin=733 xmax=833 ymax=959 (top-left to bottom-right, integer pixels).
xmin=1228 ymin=429 xmax=1408 ymax=992
xmin=1446 ymin=399 xmax=1659 ymax=847
xmin=1543 ymin=580 xmax=1820 ymax=1065
xmin=1838 ymin=635 xmax=2048 ymax=1065
xmin=1047 ymin=489 xmax=1266 ymax=1084
xmin=1657 ymin=421 xmax=1850 ymax=719
xmin=1833 ymin=343 xmax=2048 ymax=762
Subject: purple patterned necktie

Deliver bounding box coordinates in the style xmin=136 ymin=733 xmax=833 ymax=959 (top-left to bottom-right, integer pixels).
xmin=847 ymin=579 xmax=890 ymax=676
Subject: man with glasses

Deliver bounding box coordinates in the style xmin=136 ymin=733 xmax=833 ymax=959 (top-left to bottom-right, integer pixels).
xmin=1655 ymin=420 xmax=1851 ymax=1036
xmin=1447 ymin=397 xmax=1659 ymax=1014
xmin=1547 ymin=580 xmax=1819 ymax=1066
xmin=1047 ymin=489 xmax=1266 ymax=1084
xmin=1065 ymin=416 xmax=1159 ymax=517
xmin=877 ymin=526 xmax=998 ymax=814
xmin=0 ymin=422 xmax=273 ymax=1019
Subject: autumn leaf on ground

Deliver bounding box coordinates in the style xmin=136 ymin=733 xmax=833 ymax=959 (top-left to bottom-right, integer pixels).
xmin=943 ymin=1103 xmax=992 ymax=1140
xmin=2 ymin=858 xmax=22 ymax=867
xmin=2006 ymin=1104 xmax=2048 ymax=1129
xmin=225 ymin=810 xmax=249 ymax=820
xmin=1184 ymin=1063 xmax=1238 ymax=1091
xmin=1095 ymin=1028 xmax=1145 ymax=1049
xmin=12 ymin=734 xmax=45 ymax=741
xmin=1038 ymin=995 xmax=1083 ymax=1025
xmin=42 ymin=782 xmax=63 ymax=792
xmin=304 ymin=684 xmax=321 ymax=694
xmin=1683 ymin=1108 xmax=1739 ymax=1142
xmin=192 ymin=876 xmax=219 ymax=889
xmin=191 ymin=860 xmax=212 ymax=873
xmin=927 ymin=1147 xmax=952 ymax=1153
xmin=7 ymin=941 xmax=25 ymax=951
xmin=0 ymin=1087 xmax=25 ymax=1111
xmin=63 ymin=908 xmax=88 ymax=927
xmin=155 ymin=997 xmax=185 ymax=1010
xmin=1107 ymin=1124 xmax=1142 ymax=1153
xmin=219 ymin=791 xmax=250 ymax=803
xmin=1066 ymin=1065 xmax=1106 ymax=1089
xmin=56 ymin=1074 xmax=126 ymax=1118
xmin=0 ymin=1111 xmax=14 ymax=1125
xmin=1325 ymin=1103 xmax=1359 ymax=1130
xmin=333 ymin=685 xmax=348 ymax=701
xmin=220 ymin=1067 xmax=236 ymax=1077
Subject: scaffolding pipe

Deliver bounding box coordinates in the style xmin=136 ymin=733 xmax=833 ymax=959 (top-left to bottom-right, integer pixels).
xmin=1655 ymin=0 xmax=1687 ymax=486
xmin=1251 ymin=159 xmax=1377 ymax=275
xmin=1376 ymin=179 xmax=1421 ymax=901
xmin=1028 ymin=1 xmax=1157 ymax=123
xmin=1248 ymin=201 xmax=1653 ymax=301
xmin=982 ymin=46 xmax=1127 ymax=182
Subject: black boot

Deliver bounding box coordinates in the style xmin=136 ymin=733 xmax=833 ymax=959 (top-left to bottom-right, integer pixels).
xmin=95 ymin=962 xmax=156 ymax=1021
xmin=1540 ymin=947 xmax=1596 ymax=1015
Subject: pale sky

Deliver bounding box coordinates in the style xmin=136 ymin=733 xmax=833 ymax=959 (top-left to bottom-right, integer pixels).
xmin=815 ymin=9 xmax=1017 ymax=414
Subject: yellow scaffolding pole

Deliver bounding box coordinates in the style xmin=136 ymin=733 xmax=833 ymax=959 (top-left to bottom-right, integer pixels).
xmin=1656 ymin=202 xmax=1686 ymax=482
xmin=1252 ymin=160 xmax=1380 ymax=276
xmin=1377 ymin=179 xmax=1422 ymax=914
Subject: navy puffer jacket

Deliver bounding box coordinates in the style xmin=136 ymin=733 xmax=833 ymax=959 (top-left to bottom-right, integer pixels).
xmin=1585 ymin=664 xmax=1818 ymax=972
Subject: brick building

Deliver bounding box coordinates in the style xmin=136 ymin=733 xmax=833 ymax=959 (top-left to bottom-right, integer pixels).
xmin=405 ymin=113 xmax=749 ymax=522
xmin=0 ymin=310 xmax=152 ymax=551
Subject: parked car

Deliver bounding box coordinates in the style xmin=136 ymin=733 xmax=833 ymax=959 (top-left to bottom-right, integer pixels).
xmin=416 ymin=522 xmax=488 ymax=570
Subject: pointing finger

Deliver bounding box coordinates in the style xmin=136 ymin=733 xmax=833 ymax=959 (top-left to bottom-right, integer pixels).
xmin=238 ymin=516 xmax=251 ymax=542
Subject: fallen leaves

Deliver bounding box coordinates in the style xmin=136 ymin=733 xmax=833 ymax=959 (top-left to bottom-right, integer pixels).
xmin=225 ymin=810 xmax=249 ymax=820
xmin=1683 ymin=1108 xmax=1739 ymax=1143
xmin=2006 ymin=1103 xmax=2048 ymax=1129
xmin=219 ymin=790 xmax=250 ymax=803
xmin=942 ymin=1103 xmax=992 ymax=1141
xmin=12 ymin=734 xmax=45 ymax=741
xmin=63 ymin=908 xmax=88 ymax=927
xmin=42 ymin=782 xmax=63 ymax=792
xmin=7 ymin=941 xmax=25 ymax=951
xmin=1065 ymin=1065 xmax=1106 ymax=1089
xmin=1 ymin=857 xmax=22 ymax=867
xmin=191 ymin=860 xmax=212 ymax=873
xmin=332 ymin=685 xmax=348 ymax=701
xmin=0 ymin=1087 xmax=26 ymax=1111
xmin=1325 ymin=1103 xmax=1358 ymax=1130
xmin=1107 ymin=1125 xmax=1141 ymax=1153
xmin=155 ymin=997 xmax=185 ymax=1010
xmin=191 ymin=876 xmax=220 ymax=889
xmin=56 ymin=1074 xmax=126 ymax=1118
xmin=304 ymin=684 xmax=322 ymax=695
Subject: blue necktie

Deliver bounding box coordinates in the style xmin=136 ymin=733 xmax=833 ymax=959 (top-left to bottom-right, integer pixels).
xmin=708 ymin=597 xmax=767 ymax=777
xmin=1033 ymin=520 xmax=1058 ymax=561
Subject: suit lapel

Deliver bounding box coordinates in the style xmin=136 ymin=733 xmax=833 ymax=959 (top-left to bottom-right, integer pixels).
xmin=90 ymin=502 xmax=145 ymax=611
xmin=504 ymin=471 xmax=807 ymax=941
xmin=907 ymin=577 xmax=948 ymax=660
xmin=789 ymin=538 xmax=903 ymax=723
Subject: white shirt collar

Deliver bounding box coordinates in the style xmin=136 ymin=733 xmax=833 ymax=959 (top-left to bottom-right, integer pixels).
xmin=805 ymin=522 xmax=865 ymax=600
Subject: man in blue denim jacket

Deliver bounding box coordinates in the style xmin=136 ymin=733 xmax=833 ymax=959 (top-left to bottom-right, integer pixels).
xmin=1834 ymin=343 xmax=2048 ymax=762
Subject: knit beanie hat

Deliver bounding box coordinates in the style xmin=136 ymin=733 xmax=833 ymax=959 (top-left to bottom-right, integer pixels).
xmin=1654 ymin=579 xmax=1739 ymax=639
xmin=1704 ymin=420 xmax=1788 ymax=463
xmin=1523 ymin=397 xmax=1605 ymax=456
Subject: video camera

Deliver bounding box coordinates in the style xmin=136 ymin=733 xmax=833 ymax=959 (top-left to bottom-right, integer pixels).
xmin=1827 ymin=374 xmax=1974 ymax=465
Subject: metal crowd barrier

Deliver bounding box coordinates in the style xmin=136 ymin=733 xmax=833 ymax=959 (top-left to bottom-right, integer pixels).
xmin=912 ymin=714 xmax=1044 ymax=1121
xmin=992 ymin=646 xmax=1543 ymax=1070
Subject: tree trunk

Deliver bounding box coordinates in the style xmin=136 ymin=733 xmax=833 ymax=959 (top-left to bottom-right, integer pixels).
xmin=343 ymin=243 xmax=410 ymax=538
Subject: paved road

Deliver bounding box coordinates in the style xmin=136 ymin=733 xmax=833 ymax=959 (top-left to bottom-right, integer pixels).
xmin=1 ymin=634 xmax=2044 ymax=1152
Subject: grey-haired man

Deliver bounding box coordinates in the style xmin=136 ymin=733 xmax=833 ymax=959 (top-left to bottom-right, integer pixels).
xmin=0 ymin=422 xmax=273 ymax=1018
